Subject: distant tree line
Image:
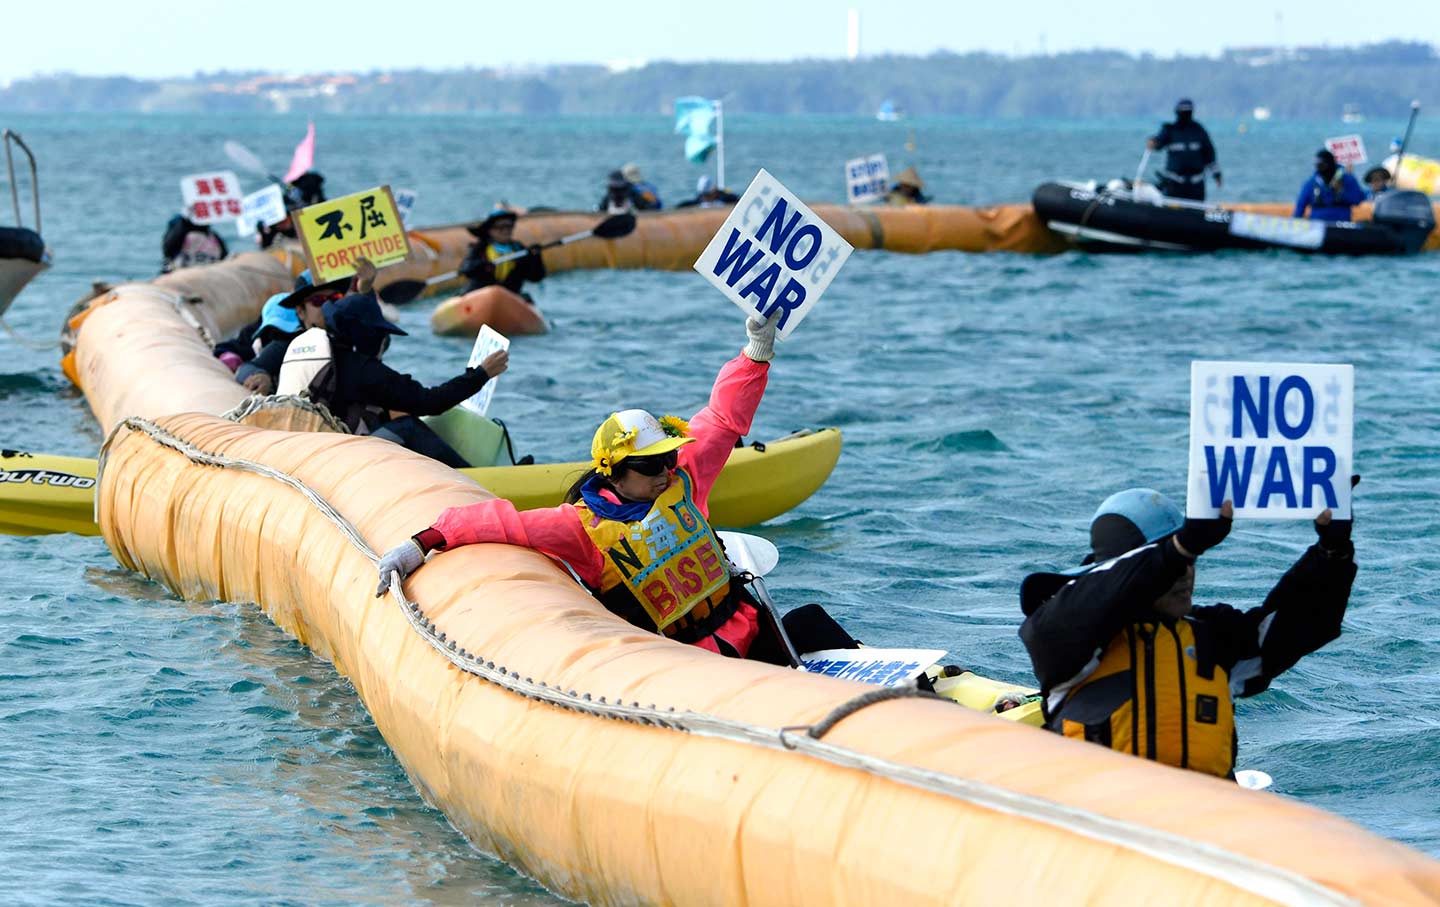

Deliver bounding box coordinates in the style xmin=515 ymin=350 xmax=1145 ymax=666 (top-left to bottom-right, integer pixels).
xmin=3 ymin=43 xmax=1437 ymax=118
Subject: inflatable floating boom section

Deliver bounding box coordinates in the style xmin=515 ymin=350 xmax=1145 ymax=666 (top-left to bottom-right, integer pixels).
xmin=486 ymin=201 xmax=1440 ymax=281
xmin=66 ymin=230 xmax=1440 ymax=906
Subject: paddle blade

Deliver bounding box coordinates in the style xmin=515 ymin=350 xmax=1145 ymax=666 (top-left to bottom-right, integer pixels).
xmin=223 ymin=141 xmax=268 ymax=176
xmin=717 ymin=531 xmax=780 ymax=578
xmin=591 ymin=212 xmax=637 ymax=240
xmin=1235 ymin=770 xmax=1273 ymax=791
xmin=377 ymin=279 xmax=426 ymax=305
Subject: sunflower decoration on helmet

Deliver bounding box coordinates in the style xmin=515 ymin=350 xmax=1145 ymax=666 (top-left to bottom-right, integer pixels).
xmin=592 ymin=409 xmax=694 ymax=476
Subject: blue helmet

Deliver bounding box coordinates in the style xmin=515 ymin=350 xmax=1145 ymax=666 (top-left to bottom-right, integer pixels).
xmin=1088 ymin=488 xmax=1183 ymax=563
xmin=1021 ymin=487 xmax=1184 ymax=616
xmin=258 ymin=292 xmax=302 ymax=336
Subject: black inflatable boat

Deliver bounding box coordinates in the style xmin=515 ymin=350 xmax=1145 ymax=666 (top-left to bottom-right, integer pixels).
xmin=1033 ymin=180 xmax=1436 ymax=255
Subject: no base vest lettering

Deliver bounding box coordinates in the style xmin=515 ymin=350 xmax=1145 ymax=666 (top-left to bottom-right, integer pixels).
xmin=607 ymin=522 xmax=727 ymax=622
xmin=579 ymin=471 xmax=731 ymax=633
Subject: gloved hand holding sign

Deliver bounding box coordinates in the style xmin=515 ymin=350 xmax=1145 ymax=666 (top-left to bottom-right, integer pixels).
xmin=1315 ymin=474 xmax=1360 ymax=556
xmin=1173 ymin=500 xmax=1234 ymax=559
xmin=743 ymin=310 xmax=782 ymax=363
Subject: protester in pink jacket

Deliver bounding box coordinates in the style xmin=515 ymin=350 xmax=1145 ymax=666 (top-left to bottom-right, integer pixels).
xmin=376 ymin=313 xmax=851 ymax=662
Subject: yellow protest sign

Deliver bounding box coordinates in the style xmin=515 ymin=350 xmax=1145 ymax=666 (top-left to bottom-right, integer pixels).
xmin=295 ymin=185 xmax=412 ymax=282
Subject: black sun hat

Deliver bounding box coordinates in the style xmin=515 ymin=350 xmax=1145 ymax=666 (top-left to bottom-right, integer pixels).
xmin=465 ymin=206 xmax=519 ymax=238
xmin=276 ymin=277 xmax=350 ymax=309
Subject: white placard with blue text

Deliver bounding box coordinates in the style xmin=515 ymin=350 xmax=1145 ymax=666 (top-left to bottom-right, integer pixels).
xmin=236 ymin=184 xmax=288 ymax=238
xmin=1187 ymin=361 xmax=1353 ymax=520
xmin=693 ymin=168 xmax=853 ymax=340
xmin=845 ymin=153 xmax=889 ymax=204
xmin=393 ymin=187 xmax=418 ymax=229
xmin=800 ymin=648 xmax=946 ymax=687
xmin=461 ymin=325 xmax=510 ymax=417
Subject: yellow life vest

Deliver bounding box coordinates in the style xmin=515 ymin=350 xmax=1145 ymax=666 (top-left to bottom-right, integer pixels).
xmin=1047 ymin=618 xmax=1236 ymax=777
xmin=574 ymin=468 xmax=738 ymax=643
xmin=486 ymin=243 xmax=519 ymax=286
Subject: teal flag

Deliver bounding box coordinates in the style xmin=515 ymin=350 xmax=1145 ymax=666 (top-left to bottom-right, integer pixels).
xmin=674 ymin=96 xmax=718 ymax=163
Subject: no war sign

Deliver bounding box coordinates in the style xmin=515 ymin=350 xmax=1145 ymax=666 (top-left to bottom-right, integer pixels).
xmin=693 ymin=168 xmax=853 ymax=340
xmin=1187 ymin=361 xmax=1354 ymax=519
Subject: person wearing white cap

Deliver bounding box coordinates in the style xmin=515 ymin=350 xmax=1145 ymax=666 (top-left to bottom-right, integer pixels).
xmin=1018 ymin=484 xmax=1357 ymax=778
xmin=620 ymin=162 xmax=663 ymax=210
xmin=376 ymin=311 xmax=850 ymax=662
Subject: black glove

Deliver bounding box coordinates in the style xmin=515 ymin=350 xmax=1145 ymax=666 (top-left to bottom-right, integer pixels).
xmin=1316 ymin=474 xmax=1359 ymax=554
xmin=1174 ymin=512 xmax=1232 ymax=559
xmin=528 ymin=244 xmax=542 ymax=257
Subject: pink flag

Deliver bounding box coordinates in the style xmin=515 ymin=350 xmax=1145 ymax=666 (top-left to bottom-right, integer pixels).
xmin=283 ymin=121 xmax=316 ymax=184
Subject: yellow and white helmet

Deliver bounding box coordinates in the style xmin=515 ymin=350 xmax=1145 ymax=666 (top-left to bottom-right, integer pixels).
xmin=591 ymin=409 xmax=692 ymax=475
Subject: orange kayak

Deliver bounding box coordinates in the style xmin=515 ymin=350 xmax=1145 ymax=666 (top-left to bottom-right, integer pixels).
xmin=430 ymin=286 xmax=547 ymax=337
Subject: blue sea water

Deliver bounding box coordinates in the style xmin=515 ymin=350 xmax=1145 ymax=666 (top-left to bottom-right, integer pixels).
xmin=2 ymin=112 xmax=1439 ymax=904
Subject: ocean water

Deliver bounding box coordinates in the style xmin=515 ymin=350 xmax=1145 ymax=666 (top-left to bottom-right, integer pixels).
xmin=2 ymin=112 xmax=1439 ymax=905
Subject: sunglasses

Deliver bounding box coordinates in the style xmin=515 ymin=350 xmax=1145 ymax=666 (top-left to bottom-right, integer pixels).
xmin=622 ymin=451 xmax=677 ymax=476
xmin=304 ymin=291 xmax=343 ymax=307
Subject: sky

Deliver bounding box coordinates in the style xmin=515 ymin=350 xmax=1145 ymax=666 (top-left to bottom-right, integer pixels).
xmin=4 ymin=0 xmax=1439 ymax=82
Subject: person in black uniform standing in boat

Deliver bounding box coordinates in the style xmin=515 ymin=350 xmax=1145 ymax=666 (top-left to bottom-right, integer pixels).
xmin=1147 ymin=99 xmax=1222 ymax=201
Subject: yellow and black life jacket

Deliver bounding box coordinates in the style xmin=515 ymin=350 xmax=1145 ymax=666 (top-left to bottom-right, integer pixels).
xmin=1047 ymin=618 xmax=1236 ymax=777
xmin=486 ymin=242 xmax=519 ymax=287
xmin=574 ymin=468 xmax=740 ymax=643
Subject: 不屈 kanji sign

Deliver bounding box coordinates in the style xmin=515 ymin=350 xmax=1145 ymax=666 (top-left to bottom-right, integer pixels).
xmin=295 ymin=185 xmax=412 ymax=282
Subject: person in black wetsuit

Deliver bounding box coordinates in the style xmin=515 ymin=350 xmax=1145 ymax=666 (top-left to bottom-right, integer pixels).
xmin=1018 ymin=486 xmax=1356 ymax=779
xmin=458 ymin=207 xmax=545 ymax=299
xmin=270 ymin=259 xmax=510 ymax=468
xmin=1147 ymin=99 xmax=1222 ymax=201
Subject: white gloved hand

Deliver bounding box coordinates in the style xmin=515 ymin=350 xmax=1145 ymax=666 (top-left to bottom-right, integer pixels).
xmin=743 ymin=310 xmax=782 ymax=362
xmin=375 ymin=539 xmax=426 ymax=597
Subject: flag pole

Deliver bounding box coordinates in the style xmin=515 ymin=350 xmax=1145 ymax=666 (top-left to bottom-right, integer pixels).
xmin=715 ymin=98 xmax=725 ymax=190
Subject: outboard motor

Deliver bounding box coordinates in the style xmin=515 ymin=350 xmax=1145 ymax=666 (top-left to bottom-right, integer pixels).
xmin=1372 ymin=189 xmax=1436 ymax=253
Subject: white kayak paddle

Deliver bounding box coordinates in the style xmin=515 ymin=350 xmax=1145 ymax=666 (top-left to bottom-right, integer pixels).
xmin=717 ymin=531 xmax=780 ymax=578
xmin=1235 ymin=769 xmax=1274 ymax=791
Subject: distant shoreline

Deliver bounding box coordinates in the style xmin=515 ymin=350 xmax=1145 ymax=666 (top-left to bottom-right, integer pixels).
xmin=4 ymin=42 xmax=1437 ymax=118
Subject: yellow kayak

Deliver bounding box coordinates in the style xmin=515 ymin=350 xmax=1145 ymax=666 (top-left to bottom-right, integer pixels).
xmin=0 ymin=428 xmax=840 ymax=537
xmin=0 ymin=450 xmax=100 ymax=536
xmin=466 ymin=427 xmax=841 ymax=527
xmin=929 ymin=665 xmax=1044 ymax=726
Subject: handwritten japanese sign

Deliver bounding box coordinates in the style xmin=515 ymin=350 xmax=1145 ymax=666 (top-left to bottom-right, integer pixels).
xmin=1187 ymin=361 xmax=1354 ymax=520
xmin=845 ymin=153 xmax=889 ymax=204
xmin=1324 ymin=134 xmax=1368 ymax=168
xmin=236 ymin=184 xmax=288 ymax=238
xmin=461 ymin=325 xmax=509 ymax=417
xmin=295 ymin=185 xmax=412 ymax=283
xmin=180 ymin=171 xmax=244 ymax=225
xmin=693 ymin=168 xmax=853 ymax=340
xmin=800 ymin=648 xmax=946 ymax=687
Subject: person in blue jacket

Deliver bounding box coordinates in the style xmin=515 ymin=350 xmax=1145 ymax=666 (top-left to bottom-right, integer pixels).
xmin=1294 ymin=150 xmax=1366 ymax=221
